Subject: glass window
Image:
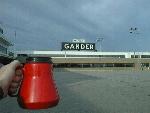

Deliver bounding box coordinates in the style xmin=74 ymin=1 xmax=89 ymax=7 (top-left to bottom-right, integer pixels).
xmin=141 ymin=55 xmax=150 ymax=58
xmin=0 ymin=27 xmax=3 ymax=34
xmin=0 ymin=45 xmax=7 ymax=54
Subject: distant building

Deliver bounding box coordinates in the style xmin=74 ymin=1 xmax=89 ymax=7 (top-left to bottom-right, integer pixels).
xmin=0 ymin=27 xmax=13 ymax=64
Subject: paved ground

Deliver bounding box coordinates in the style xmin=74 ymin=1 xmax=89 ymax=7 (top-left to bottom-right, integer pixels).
xmin=1 ymin=70 xmax=150 ymax=113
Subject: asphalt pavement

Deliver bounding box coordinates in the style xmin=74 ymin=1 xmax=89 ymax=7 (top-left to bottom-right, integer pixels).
xmin=1 ymin=70 xmax=150 ymax=113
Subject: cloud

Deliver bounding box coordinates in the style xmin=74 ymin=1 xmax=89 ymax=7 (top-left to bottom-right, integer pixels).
xmin=0 ymin=0 xmax=150 ymax=51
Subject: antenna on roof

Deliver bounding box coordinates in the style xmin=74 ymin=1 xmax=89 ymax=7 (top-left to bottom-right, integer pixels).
xmin=13 ymin=30 xmax=17 ymax=53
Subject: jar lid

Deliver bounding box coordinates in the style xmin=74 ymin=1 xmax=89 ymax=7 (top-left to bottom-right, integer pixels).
xmin=26 ymin=57 xmax=52 ymax=63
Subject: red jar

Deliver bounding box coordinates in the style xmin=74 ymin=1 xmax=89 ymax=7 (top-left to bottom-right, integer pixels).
xmin=18 ymin=57 xmax=59 ymax=109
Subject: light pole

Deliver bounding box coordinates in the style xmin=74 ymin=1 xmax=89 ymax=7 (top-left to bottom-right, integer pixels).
xmin=129 ymin=27 xmax=140 ymax=58
xmin=129 ymin=27 xmax=141 ymax=69
xmin=96 ymin=37 xmax=104 ymax=52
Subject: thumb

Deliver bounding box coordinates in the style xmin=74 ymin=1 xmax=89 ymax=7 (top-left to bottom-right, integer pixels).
xmin=9 ymin=60 xmax=21 ymax=70
xmin=3 ymin=60 xmax=21 ymax=79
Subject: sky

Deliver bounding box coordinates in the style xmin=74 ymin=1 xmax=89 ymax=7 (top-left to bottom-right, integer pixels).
xmin=0 ymin=0 xmax=150 ymax=51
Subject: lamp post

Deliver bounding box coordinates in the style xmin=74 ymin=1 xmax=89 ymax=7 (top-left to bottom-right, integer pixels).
xmin=96 ymin=37 xmax=104 ymax=52
xmin=129 ymin=27 xmax=140 ymax=58
xmin=129 ymin=27 xmax=141 ymax=69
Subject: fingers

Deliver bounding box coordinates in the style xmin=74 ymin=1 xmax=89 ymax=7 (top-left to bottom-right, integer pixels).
xmin=0 ymin=60 xmax=23 ymax=97
xmin=8 ymin=68 xmax=23 ymax=95
xmin=8 ymin=78 xmax=21 ymax=94
xmin=8 ymin=88 xmax=17 ymax=94
xmin=12 ymin=73 xmax=23 ymax=83
xmin=10 ymin=82 xmax=20 ymax=88
xmin=15 ymin=69 xmax=23 ymax=77
xmin=8 ymin=82 xmax=19 ymax=94
xmin=11 ymin=69 xmax=22 ymax=83
xmin=8 ymin=79 xmax=22 ymax=95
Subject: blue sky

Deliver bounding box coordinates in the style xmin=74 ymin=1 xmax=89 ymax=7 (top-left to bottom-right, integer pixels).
xmin=0 ymin=0 xmax=150 ymax=51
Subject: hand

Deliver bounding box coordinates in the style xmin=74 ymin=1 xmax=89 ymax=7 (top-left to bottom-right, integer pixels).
xmin=8 ymin=67 xmax=23 ymax=96
xmin=0 ymin=60 xmax=23 ymax=97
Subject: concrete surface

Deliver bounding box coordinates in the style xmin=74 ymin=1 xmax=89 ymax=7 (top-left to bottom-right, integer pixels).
xmin=0 ymin=71 xmax=150 ymax=113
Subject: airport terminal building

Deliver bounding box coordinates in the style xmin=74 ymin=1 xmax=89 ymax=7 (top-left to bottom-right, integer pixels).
xmin=0 ymin=33 xmax=150 ymax=70
xmin=16 ymin=39 xmax=150 ymax=70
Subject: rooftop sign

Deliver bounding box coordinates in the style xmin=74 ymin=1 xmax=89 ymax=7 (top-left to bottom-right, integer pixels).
xmin=72 ymin=39 xmax=85 ymax=43
xmin=61 ymin=42 xmax=95 ymax=51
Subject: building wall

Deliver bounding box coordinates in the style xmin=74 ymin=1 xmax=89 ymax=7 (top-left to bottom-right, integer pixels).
xmin=0 ymin=27 xmax=12 ymax=55
xmin=16 ymin=50 xmax=150 ymax=59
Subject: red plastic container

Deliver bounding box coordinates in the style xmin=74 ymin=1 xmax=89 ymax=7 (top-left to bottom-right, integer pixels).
xmin=18 ymin=57 xmax=59 ymax=109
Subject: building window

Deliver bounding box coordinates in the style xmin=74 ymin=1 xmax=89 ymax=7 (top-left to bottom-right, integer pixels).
xmin=0 ymin=45 xmax=7 ymax=54
xmin=141 ymin=55 xmax=150 ymax=58
xmin=99 ymin=55 xmax=125 ymax=58
xmin=0 ymin=27 xmax=3 ymax=34
xmin=131 ymin=55 xmax=139 ymax=58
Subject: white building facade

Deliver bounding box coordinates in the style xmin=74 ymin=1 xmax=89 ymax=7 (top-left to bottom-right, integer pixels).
xmin=16 ymin=50 xmax=150 ymax=59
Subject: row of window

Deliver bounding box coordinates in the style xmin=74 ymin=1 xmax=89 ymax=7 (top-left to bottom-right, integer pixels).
xmin=54 ymin=63 xmax=134 ymax=68
xmin=0 ymin=27 xmax=8 ymax=54
xmin=0 ymin=45 xmax=7 ymax=54
xmin=49 ymin=55 xmax=150 ymax=58
xmin=131 ymin=55 xmax=150 ymax=58
xmin=54 ymin=63 xmax=150 ymax=68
